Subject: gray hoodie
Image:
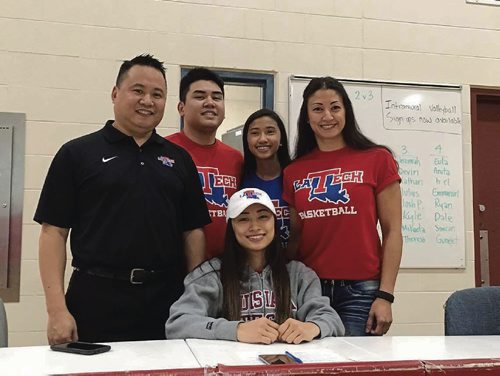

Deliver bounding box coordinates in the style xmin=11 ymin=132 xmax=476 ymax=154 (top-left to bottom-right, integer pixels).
xmin=165 ymin=259 xmax=345 ymax=340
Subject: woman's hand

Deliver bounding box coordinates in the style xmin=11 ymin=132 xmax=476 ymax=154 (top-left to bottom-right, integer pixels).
xmin=237 ymin=317 xmax=279 ymax=344
xmin=278 ymin=318 xmax=320 ymax=344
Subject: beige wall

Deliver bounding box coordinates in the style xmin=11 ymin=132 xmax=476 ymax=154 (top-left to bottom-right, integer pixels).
xmin=2 ymin=0 xmax=500 ymax=346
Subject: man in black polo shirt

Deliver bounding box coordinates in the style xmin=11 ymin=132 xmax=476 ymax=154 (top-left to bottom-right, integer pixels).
xmin=34 ymin=54 xmax=210 ymax=344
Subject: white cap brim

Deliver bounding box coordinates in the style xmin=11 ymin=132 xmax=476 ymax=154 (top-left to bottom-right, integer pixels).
xmin=226 ymin=188 xmax=276 ymax=221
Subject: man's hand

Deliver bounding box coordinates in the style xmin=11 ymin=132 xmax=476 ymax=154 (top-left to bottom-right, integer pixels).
xmin=47 ymin=309 xmax=78 ymax=345
xmin=236 ymin=317 xmax=279 ymax=344
xmin=278 ymin=318 xmax=319 ymax=344
xmin=365 ymin=298 xmax=393 ymax=335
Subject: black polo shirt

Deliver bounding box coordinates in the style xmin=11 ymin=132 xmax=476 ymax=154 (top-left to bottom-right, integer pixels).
xmin=34 ymin=121 xmax=210 ymax=272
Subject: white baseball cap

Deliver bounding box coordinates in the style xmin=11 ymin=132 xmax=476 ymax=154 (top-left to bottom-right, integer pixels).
xmin=226 ymin=188 xmax=276 ymax=221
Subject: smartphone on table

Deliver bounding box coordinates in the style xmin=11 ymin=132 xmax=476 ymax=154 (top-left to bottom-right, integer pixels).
xmin=50 ymin=341 xmax=111 ymax=355
xmin=258 ymin=353 xmax=301 ymax=365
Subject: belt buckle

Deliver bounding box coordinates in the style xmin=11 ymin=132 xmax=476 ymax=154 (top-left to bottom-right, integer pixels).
xmin=130 ymin=268 xmax=145 ymax=284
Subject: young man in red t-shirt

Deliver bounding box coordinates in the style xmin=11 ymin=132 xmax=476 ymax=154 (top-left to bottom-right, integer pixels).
xmin=167 ymin=68 xmax=243 ymax=259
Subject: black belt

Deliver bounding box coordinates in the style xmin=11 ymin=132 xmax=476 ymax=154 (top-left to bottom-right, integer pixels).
xmin=321 ymin=279 xmax=357 ymax=287
xmin=75 ymin=266 xmax=169 ymax=285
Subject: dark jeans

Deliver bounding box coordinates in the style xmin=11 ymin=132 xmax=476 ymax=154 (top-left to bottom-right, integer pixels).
xmin=66 ymin=270 xmax=182 ymax=342
xmin=321 ymin=279 xmax=379 ymax=336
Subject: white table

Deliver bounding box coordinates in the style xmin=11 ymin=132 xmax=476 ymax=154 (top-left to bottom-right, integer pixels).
xmin=187 ymin=335 xmax=500 ymax=366
xmin=0 ymin=339 xmax=198 ymax=376
xmin=186 ymin=337 xmax=357 ymax=366
xmin=2 ymin=336 xmax=500 ymax=375
xmin=338 ymin=335 xmax=500 ymax=361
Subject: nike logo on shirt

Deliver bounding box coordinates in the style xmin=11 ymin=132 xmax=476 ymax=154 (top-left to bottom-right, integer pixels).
xmin=102 ymin=156 xmax=118 ymax=163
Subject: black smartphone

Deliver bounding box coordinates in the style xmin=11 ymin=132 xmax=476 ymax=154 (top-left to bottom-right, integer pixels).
xmin=50 ymin=341 xmax=111 ymax=355
xmin=258 ymin=353 xmax=299 ymax=365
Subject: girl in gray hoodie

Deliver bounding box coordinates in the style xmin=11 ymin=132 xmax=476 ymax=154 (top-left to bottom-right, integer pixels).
xmin=166 ymin=188 xmax=344 ymax=344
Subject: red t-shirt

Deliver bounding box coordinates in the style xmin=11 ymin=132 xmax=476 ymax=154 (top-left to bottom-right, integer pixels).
xmin=167 ymin=132 xmax=243 ymax=258
xmin=282 ymin=147 xmax=400 ymax=280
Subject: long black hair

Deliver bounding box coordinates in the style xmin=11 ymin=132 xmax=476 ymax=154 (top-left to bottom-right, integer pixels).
xmin=220 ymin=218 xmax=291 ymax=324
xmin=242 ymin=109 xmax=291 ymax=178
xmin=295 ymin=77 xmax=393 ymax=159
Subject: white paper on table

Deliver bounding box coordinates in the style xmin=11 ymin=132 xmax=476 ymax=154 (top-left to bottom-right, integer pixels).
xmin=186 ymin=339 xmax=351 ymax=366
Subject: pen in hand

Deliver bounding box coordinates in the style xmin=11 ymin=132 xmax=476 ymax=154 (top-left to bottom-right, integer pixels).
xmin=285 ymin=351 xmax=303 ymax=364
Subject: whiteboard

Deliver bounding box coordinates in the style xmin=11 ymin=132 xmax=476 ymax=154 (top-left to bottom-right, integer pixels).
xmin=289 ymin=76 xmax=465 ymax=268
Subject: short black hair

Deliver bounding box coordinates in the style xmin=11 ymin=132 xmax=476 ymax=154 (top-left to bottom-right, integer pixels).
xmin=116 ymin=54 xmax=166 ymax=86
xmin=179 ymin=68 xmax=224 ymax=102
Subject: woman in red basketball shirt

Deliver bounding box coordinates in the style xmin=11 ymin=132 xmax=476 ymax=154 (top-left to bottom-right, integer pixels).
xmin=283 ymin=77 xmax=402 ymax=336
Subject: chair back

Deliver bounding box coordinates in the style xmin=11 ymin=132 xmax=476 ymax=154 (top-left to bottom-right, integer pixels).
xmin=444 ymin=286 xmax=500 ymax=335
xmin=0 ymin=297 xmax=7 ymax=346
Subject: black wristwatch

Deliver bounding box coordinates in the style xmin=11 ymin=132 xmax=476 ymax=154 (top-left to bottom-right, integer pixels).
xmin=374 ymin=290 xmax=394 ymax=303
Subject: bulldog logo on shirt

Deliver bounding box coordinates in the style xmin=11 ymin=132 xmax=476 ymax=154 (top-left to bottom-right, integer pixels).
xmin=197 ymin=166 xmax=237 ymax=207
xmin=293 ymin=168 xmax=363 ymax=204
xmin=157 ymin=155 xmax=175 ymax=167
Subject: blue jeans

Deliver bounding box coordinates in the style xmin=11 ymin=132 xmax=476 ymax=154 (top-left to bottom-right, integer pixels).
xmin=321 ymin=279 xmax=379 ymax=336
